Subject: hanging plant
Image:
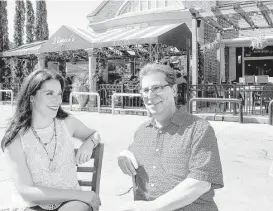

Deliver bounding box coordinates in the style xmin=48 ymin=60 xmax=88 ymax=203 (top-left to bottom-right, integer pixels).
xmin=250 ymin=35 xmax=268 ymax=49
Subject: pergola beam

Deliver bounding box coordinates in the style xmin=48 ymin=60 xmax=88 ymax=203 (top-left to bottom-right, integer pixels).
xmin=206 ymin=17 xmax=224 ymax=31
xmin=199 ymin=1 xmax=273 ymax=18
xmin=233 ymin=3 xmax=257 ymax=29
xmin=257 ymin=2 xmax=273 ymax=27
xmin=223 ymin=24 xmax=273 ymax=32
xmin=211 ymin=6 xmax=240 ymax=30
xmin=189 ymin=8 xmax=223 ymax=32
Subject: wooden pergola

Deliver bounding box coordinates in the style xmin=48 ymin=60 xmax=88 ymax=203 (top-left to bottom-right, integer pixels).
xmin=189 ymin=0 xmax=273 ymax=86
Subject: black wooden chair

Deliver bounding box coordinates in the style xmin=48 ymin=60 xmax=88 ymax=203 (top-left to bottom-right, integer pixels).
xmin=75 ymin=143 xmax=104 ymax=194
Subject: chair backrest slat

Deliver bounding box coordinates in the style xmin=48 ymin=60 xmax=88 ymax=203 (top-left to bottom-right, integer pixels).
xmin=75 ymin=143 xmax=104 ymax=194
xmin=78 ymin=180 xmax=93 ymax=187
xmin=77 ymin=166 xmax=96 ymax=173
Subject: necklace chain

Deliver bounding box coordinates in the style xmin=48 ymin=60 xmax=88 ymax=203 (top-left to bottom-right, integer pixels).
xmin=31 ymin=119 xmax=57 ymax=164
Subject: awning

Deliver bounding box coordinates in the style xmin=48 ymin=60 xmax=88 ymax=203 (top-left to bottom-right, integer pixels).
xmin=39 ymin=23 xmax=191 ymax=53
xmin=91 ymin=23 xmax=191 ymax=49
xmin=0 ymin=41 xmax=46 ymax=57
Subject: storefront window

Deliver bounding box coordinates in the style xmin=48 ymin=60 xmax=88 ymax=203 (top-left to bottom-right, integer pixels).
xmin=245 ymin=60 xmax=273 ymax=77
xmin=244 ymin=46 xmax=273 ymax=77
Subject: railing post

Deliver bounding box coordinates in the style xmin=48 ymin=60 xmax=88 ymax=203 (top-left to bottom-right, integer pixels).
xmin=188 ymin=97 xmax=243 ymax=123
xmin=69 ymin=92 xmax=73 ymax=111
xmin=111 ymin=93 xmax=148 ymax=115
xmin=112 ymin=94 xmax=115 ymax=115
xmin=233 ymin=84 xmax=237 ymax=115
xmin=10 ymin=90 xmax=14 ymax=114
xmin=239 ymin=99 xmax=243 ymax=124
xmin=268 ymin=100 xmax=273 ymax=126
xmin=189 ymin=99 xmax=193 ymax=114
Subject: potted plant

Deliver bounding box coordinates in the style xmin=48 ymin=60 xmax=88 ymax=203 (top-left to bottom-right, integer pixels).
xmin=71 ymin=72 xmax=90 ymax=107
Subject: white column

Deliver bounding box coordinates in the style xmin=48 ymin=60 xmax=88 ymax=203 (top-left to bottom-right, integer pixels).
xmin=192 ymin=18 xmax=198 ymax=87
xmin=229 ymin=47 xmax=236 ymax=82
xmin=242 ymin=47 xmax=245 ymax=77
xmin=86 ymin=48 xmax=97 ymax=107
xmin=191 ymin=18 xmax=198 ymax=112
xmin=86 ymin=48 xmax=97 ymax=92
xmin=37 ymin=53 xmax=46 ymax=69
xmin=217 ymin=33 xmax=225 ymax=83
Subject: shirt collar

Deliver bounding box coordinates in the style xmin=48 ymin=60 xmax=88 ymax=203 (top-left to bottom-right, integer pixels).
xmin=145 ymin=107 xmax=185 ymax=127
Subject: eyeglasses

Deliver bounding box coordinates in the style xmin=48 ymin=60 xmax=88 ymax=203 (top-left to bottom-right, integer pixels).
xmin=140 ymin=84 xmax=171 ymax=97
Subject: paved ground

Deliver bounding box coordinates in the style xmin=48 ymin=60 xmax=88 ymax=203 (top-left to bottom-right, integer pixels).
xmin=0 ymin=105 xmax=273 ymax=211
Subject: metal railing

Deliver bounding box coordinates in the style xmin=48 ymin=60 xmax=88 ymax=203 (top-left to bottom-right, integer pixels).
xmin=189 ymin=84 xmax=272 ymax=115
xmin=111 ymin=93 xmax=148 ymax=115
xmin=97 ymin=83 xmax=186 ymax=108
xmin=189 ymin=98 xmax=243 ymax=123
xmin=268 ymin=100 xmax=273 ymax=126
xmin=69 ymin=92 xmax=100 ymax=113
xmin=0 ymin=89 xmax=14 ymax=113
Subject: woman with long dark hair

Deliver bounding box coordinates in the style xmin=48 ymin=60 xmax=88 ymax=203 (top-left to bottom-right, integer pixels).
xmin=1 ymin=69 xmax=101 ymax=211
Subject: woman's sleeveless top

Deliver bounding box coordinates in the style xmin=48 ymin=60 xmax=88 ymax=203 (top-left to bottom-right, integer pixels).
xmin=13 ymin=118 xmax=80 ymax=210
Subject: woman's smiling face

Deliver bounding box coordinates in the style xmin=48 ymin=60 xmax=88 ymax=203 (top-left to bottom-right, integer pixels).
xmin=31 ymin=79 xmax=63 ymax=118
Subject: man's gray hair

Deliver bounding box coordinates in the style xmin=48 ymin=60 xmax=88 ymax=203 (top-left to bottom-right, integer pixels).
xmin=139 ymin=63 xmax=176 ymax=85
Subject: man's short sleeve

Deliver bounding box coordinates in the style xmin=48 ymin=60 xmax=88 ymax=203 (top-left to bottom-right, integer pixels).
xmin=187 ymin=122 xmax=224 ymax=189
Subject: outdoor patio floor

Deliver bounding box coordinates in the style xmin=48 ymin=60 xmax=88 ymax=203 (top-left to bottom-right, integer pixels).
xmin=0 ymin=105 xmax=273 ymax=211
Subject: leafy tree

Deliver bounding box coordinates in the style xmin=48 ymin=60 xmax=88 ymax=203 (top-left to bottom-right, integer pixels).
xmin=0 ymin=0 xmax=9 ymax=51
xmin=26 ymin=0 xmax=35 ymax=43
xmin=12 ymin=0 xmax=26 ymax=89
xmin=35 ymin=0 xmax=49 ymax=41
xmin=0 ymin=1 xmax=9 ymax=84
xmin=13 ymin=0 xmax=25 ymax=47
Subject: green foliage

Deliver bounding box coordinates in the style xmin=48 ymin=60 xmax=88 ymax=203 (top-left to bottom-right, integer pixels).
xmin=13 ymin=0 xmax=25 ymax=47
xmin=0 ymin=1 xmax=9 ymax=51
xmin=46 ymin=50 xmax=88 ymax=62
xmin=26 ymin=0 xmax=35 ymax=44
xmin=35 ymin=0 xmax=49 ymax=41
xmin=0 ymin=1 xmax=9 ymax=83
xmin=71 ymin=72 xmax=90 ymax=91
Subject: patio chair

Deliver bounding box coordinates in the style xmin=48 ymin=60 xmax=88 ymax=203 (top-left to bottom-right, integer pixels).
xmin=255 ymin=75 xmax=269 ymax=85
xmin=244 ymin=75 xmax=255 ymax=85
xmin=75 ymin=143 xmax=104 ymax=194
xmin=260 ymin=82 xmax=273 ymax=113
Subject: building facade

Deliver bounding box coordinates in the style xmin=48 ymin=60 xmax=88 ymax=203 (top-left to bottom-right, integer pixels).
xmin=86 ymin=0 xmax=273 ymax=84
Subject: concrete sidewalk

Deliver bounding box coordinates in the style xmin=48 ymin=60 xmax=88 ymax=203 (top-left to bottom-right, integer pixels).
xmin=0 ymin=107 xmax=273 ymax=211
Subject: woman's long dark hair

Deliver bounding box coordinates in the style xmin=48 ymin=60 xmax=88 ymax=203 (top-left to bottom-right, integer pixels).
xmin=1 ymin=69 xmax=69 ymax=151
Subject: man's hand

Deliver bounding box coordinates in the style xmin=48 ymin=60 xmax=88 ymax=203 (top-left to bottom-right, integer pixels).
xmin=76 ymin=140 xmax=94 ymax=165
xmin=118 ymin=201 xmax=156 ymax=211
xmin=118 ymin=150 xmax=138 ymax=176
xmin=118 ymin=155 xmax=136 ymax=176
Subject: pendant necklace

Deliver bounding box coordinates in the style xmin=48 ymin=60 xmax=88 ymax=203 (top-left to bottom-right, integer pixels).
xmin=31 ymin=119 xmax=58 ymax=171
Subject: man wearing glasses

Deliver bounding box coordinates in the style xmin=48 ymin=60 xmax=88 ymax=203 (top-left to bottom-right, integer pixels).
xmin=118 ymin=63 xmax=223 ymax=211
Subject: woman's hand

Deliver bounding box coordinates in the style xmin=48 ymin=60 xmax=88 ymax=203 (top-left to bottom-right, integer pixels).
xmin=75 ymin=132 xmax=101 ymax=165
xmin=76 ymin=140 xmax=94 ymax=165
